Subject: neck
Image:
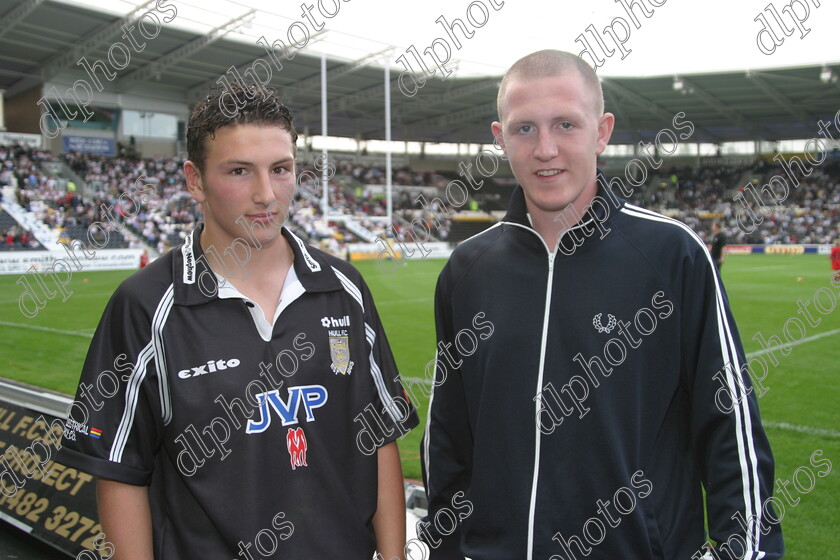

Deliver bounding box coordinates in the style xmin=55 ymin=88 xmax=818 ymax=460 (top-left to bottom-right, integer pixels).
xmin=200 ymin=227 xmax=292 ymax=285
xmin=527 ymin=185 xmax=598 ymax=253
xmin=528 ymin=209 xmax=571 ymax=252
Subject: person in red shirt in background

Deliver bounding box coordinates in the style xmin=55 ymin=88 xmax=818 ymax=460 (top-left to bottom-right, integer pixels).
xmin=831 ymin=239 xmax=840 ymax=271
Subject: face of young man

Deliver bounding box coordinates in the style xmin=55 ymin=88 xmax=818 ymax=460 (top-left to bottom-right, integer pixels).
xmin=185 ymin=124 xmax=296 ymax=251
xmin=492 ymin=70 xmax=614 ymax=224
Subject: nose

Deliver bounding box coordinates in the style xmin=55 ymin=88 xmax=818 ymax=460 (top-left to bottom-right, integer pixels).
xmin=533 ymin=129 xmax=558 ymax=161
xmin=252 ymin=170 xmax=276 ymax=207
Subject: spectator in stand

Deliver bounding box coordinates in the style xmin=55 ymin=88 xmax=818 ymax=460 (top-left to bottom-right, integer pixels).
xmin=1 ymin=143 xmax=838 ymax=254
xmin=710 ymin=221 xmax=727 ymax=270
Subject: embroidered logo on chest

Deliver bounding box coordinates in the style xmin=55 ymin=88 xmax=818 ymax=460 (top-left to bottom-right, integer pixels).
xmin=321 ymin=315 xmax=355 ymax=375
xmin=592 ymin=313 xmax=617 ymax=334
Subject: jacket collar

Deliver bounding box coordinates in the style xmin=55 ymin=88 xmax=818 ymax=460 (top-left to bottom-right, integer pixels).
xmin=173 ymin=225 xmax=342 ymax=306
xmin=501 ymin=170 xmax=625 ymax=243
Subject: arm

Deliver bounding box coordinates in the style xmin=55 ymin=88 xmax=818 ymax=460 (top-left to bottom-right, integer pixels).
xmin=373 ymin=441 xmax=406 ymax=560
xmin=97 ymin=478 xmax=154 ymax=560
xmin=55 ymin=279 xmax=164 ymax=557
xmin=419 ymin=271 xmax=472 ymax=559
xmin=684 ymin=246 xmax=783 ymax=558
xmin=352 ymin=270 xmax=419 ymax=558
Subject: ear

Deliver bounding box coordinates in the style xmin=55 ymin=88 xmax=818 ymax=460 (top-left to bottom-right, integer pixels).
xmin=184 ymin=160 xmax=205 ymax=203
xmin=595 ymin=112 xmax=615 ymax=155
xmin=491 ymin=121 xmax=507 ymax=156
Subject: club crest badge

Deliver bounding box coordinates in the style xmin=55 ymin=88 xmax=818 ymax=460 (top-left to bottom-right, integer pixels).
xmin=322 ymin=314 xmax=354 ymax=375
xmin=329 ymin=335 xmax=354 ymax=375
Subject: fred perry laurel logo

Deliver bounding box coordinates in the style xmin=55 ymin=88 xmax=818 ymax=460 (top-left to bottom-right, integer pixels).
xmin=593 ymin=313 xmax=617 ymax=334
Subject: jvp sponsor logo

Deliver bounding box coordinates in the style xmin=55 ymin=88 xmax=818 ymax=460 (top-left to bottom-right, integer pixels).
xmin=246 ymin=385 xmax=328 ymax=433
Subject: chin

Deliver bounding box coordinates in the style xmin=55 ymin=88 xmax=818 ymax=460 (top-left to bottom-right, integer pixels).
xmin=527 ymin=193 xmax=573 ymax=214
xmin=252 ymin=230 xmax=284 ymax=247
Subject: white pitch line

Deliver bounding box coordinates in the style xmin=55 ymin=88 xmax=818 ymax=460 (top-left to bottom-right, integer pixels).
xmin=746 ymin=327 xmax=840 ymax=358
xmin=400 ymin=377 xmax=840 ymax=439
xmin=763 ymin=421 xmax=840 ymax=438
xmin=734 ymin=265 xmax=789 ymax=272
xmin=0 ymin=320 xmax=93 ymax=338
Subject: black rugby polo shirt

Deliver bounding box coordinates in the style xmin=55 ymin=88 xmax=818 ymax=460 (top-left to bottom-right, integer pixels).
xmin=58 ymin=226 xmax=419 ymax=559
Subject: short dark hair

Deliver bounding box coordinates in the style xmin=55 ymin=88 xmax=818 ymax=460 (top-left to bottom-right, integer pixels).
xmin=187 ymin=81 xmax=298 ymax=172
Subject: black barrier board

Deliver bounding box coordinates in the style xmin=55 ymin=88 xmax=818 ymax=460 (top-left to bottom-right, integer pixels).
xmin=0 ymin=400 xmax=105 ymax=558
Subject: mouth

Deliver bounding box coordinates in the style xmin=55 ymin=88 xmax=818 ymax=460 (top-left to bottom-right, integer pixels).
xmin=246 ymin=213 xmax=278 ymax=221
xmin=535 ymin=169 xmax=564 ymax=177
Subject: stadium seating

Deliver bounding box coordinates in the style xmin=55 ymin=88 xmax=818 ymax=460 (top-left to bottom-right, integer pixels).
xmin=1 ymin=143 xmax=838 ymax=258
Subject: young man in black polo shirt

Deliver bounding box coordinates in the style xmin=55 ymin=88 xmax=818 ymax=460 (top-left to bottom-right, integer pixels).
xmin=58 ymin=82 xmax=417 ymax=559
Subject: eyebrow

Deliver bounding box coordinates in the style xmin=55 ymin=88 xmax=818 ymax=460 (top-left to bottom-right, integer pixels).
xmin=509 ymin=113 xmax=584 ymax=125
xmin=221 ymin=158 xmax=295 ymax=166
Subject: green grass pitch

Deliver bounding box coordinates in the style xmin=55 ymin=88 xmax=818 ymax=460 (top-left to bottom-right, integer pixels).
xmin=0 ymin=254 xmax=837 ymax=558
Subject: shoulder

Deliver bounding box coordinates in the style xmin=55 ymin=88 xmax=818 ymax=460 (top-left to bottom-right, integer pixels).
xmin=297 ymin=241 xmax=375 ymax=306
xmin=283 ymin=228 xmax=363 ymax=283
xmin=616 ymin=203 xmax=707 ymax=255
xmin=108 ymin=249 xmax=176 ymax=312
xmin=612 ymin=204 xmax=718 ymax=294
xmin=83 ymin=251 xmax=177 ymax=348
xmin=309 ymin=243 xmax=364 ymax=283
xmin=446 ymin=222 xmax=507 ymax=271
xmin=434 ymin=221 xmax=516 ymax=299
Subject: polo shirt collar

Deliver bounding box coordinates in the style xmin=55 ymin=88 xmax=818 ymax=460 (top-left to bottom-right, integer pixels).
xmin=282 ymin=227 xmax=344 ymax=293
xmin=173 ymin=225 xmax=343 ymax=306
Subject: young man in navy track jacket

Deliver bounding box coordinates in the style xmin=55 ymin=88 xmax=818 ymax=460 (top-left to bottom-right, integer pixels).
xmin=58 ymin=82 xmax=418 ymax=559
xmin=420 ymin=50 xmax=783 ymax=560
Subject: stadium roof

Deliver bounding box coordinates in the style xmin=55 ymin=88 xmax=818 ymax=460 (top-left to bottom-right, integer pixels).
xmin=1 ymin=0 xmax=839 ymax=147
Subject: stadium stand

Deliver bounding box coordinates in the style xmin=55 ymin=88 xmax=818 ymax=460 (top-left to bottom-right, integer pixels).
xmin=2 ymin=142 xmax=839 ymax=258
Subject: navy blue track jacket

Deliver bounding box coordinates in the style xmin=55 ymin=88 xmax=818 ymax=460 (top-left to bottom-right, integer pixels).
xmin=420 ymin=179 xmax=783 ymax=559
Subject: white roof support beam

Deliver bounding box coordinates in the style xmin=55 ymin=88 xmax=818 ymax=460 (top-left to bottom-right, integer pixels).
xmin=602 ymin=78 xmax=723 ymax=144
xmin=0 ymin=0 xmax=45 ymax=39
xmin=117 ymin=9 xmax=256 ymax=90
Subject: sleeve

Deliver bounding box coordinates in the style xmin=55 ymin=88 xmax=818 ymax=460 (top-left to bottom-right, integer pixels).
xmin=418 ymin=267 xmax=473 ymax=559
xmin=357 ymin=275 xmax=419 ymax=448
xmin=57 ymin=283 xmax=164 ymax=486
xmin=682 ymin=242 xmax=784 ymax=559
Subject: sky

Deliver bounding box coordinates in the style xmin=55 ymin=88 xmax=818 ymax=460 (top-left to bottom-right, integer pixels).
xmin=63 ymin=0 xmax=840 ymax=79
